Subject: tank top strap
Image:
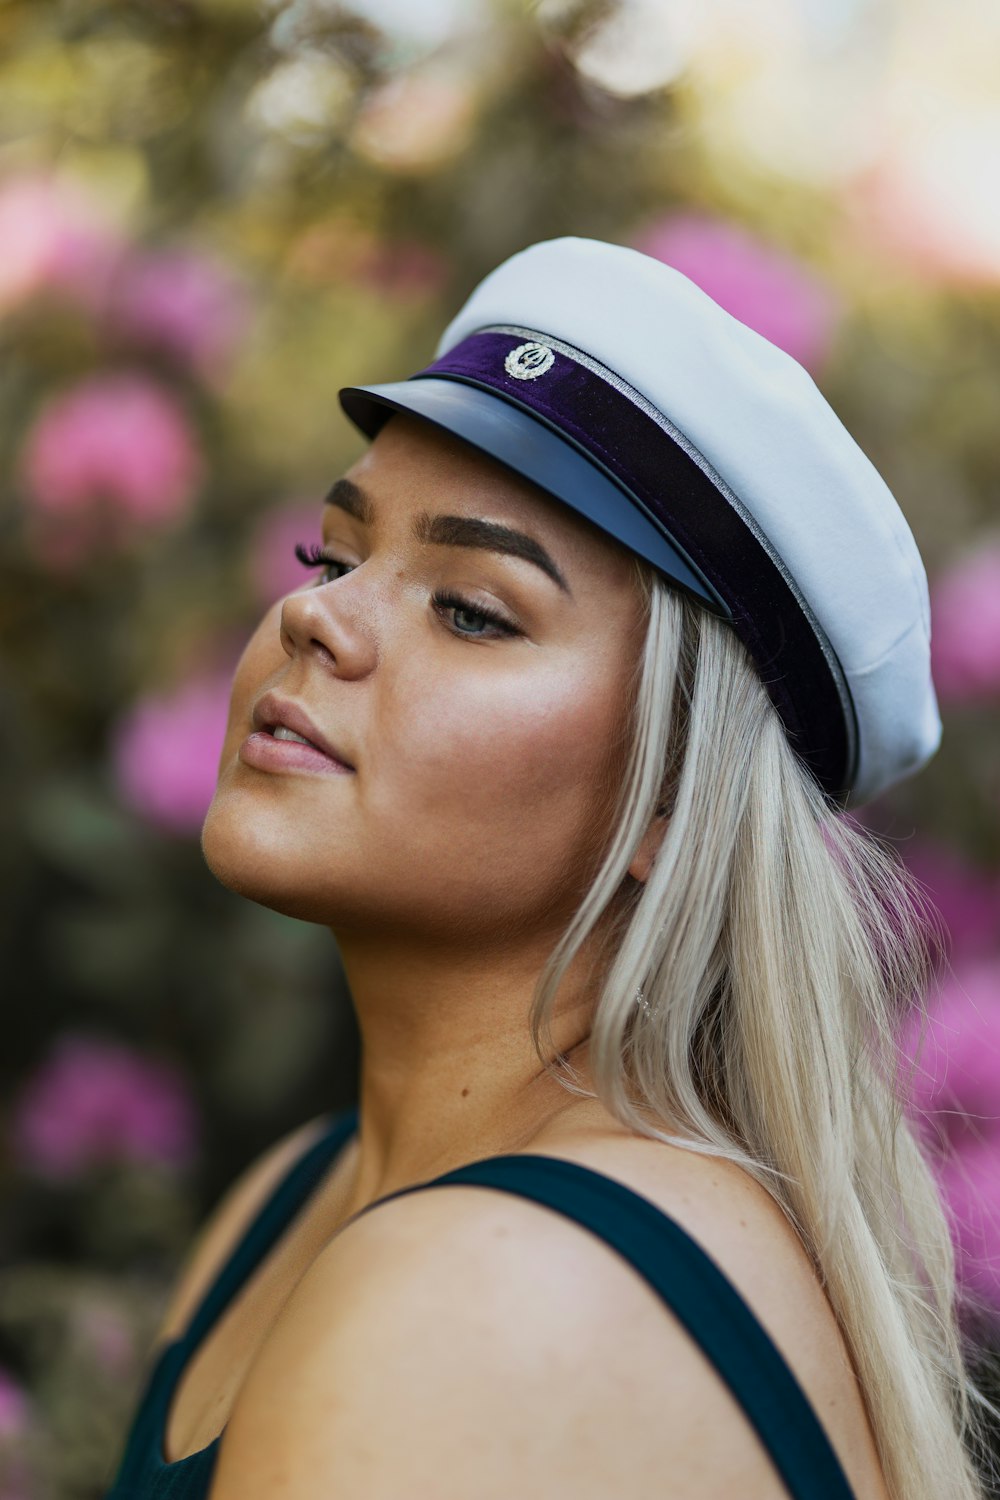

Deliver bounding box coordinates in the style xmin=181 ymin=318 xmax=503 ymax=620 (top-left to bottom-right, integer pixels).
xmin=180 ymin=1105 xmax=359 ymax=1353
xmin=355 ymin=1152 xmax=857 ymax=1500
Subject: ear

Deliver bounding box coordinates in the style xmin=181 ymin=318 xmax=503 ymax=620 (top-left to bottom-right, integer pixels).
xmin=627 ymin=808 xmax=670 ymax=885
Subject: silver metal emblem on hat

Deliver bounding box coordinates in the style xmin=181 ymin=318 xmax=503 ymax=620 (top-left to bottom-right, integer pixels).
xmin=504 ymin=341 xmax=555 ymax=380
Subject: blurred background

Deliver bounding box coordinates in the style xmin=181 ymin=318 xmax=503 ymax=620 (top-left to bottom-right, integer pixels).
xmin=1 ymin=0 xmax=999 ymax=1493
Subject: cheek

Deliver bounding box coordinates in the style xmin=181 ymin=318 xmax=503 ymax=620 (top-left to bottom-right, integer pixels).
xmin=378 ymin=652 xmax=626 ymax=850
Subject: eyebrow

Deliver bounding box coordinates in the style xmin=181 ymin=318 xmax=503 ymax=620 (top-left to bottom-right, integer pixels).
xmin=323 ymin=477 xmax=373 ymax=524
xmin=323 ymin=476 xmax=572 ymax=595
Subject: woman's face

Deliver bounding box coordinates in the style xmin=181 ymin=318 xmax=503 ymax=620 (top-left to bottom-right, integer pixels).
xmin=202 ymin=412 xmax=647 ymax=945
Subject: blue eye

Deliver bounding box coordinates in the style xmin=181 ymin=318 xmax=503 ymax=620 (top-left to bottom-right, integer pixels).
xmin=452 ymin=606 xmax=488 ymax=636
xmin=431 ymin=591 xmax=520 ymax=638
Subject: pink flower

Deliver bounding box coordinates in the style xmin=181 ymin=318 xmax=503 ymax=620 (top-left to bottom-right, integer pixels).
xmin=930 ymin=546 xmax=1000 ymax=702
xmin=8 ymin=1033 xmax=199 ymax=1181
xmin=105 ymin=246 xmax=252 ymax=386
xmin=18 ymin=371 xmax=203 ymax=532
xmin=901 ymin=963 xmax=1000 ymax=1128
xmin=0 ymin=1368 xmax=30 ymax=1441
xmin=249 ymin=497 xmax=324 ymax=606
xmin=936 ymin=1137 xmax=1000 ymax=1311
xmin=0 ymin=169 xmax=127 ymax=317
xmin=631 ymin=210 xmax=842 ymax=373
xmin=899 ymin=961 xmax=1000 ymax=1307
xmin=902 ymin=843 xmax=1000 ymax=963
xmin=110 ymin=668 xmax=233 ymax=835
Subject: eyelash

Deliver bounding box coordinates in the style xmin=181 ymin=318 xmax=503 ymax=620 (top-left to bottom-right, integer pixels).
xmin=292 ymin=542 xmax=521 ymax=639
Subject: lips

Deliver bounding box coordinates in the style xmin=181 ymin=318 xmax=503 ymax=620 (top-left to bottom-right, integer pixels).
xmin=251 ymin=691 xmax=354 ymax=768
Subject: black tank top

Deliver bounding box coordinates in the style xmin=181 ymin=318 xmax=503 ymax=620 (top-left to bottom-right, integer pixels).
xmin=101 ymin=1106 xmax=857 ymax=1499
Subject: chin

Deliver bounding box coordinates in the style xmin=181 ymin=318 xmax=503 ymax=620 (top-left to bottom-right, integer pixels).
xmin=200 ymin=789 xmax=333 ymax=923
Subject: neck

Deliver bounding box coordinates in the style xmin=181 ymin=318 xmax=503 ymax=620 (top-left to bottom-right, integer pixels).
xmin=330 ymin=921 xmax=610 ymax=1218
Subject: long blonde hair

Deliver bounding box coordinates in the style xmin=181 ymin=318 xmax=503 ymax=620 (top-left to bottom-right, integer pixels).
xmin=531 ymin=560 xmax=997 ymax=1500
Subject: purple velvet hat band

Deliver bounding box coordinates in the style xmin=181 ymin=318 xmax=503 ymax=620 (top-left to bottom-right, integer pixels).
xmin=411 ymin=326 xmax=857 ymax=802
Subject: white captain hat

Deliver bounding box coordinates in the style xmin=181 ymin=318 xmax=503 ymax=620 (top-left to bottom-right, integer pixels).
xmin=339 ymin=235 xmax=942 ymax=807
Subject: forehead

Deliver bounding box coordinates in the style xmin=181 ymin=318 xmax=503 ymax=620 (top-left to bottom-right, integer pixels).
xmin=342 ymin=410 xmax=640 ymax=590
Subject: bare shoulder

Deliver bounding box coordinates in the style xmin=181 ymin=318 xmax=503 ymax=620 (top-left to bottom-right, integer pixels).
xmin=149 ymin=1111 xmax=333 ymax=1354
xmin=529 ymin=1121 xmax=858 ymax=1401
xmin=209 ymin=1120 xmax=884 ymax=1499
xmin=520 ymin=1119 xmax=888 ymax=1499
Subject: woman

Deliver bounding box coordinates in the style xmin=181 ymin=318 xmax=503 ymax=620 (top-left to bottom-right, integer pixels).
xmin=103 ymin=237 xmax=991 ymax=1500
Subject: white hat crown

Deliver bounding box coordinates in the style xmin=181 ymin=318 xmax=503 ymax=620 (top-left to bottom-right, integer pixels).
xmin=431 ymin=236 xmax=940 ymax=807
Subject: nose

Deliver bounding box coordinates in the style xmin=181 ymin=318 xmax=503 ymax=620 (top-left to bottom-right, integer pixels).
xmin=277 ymin=576 xmax=378 ymax=679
